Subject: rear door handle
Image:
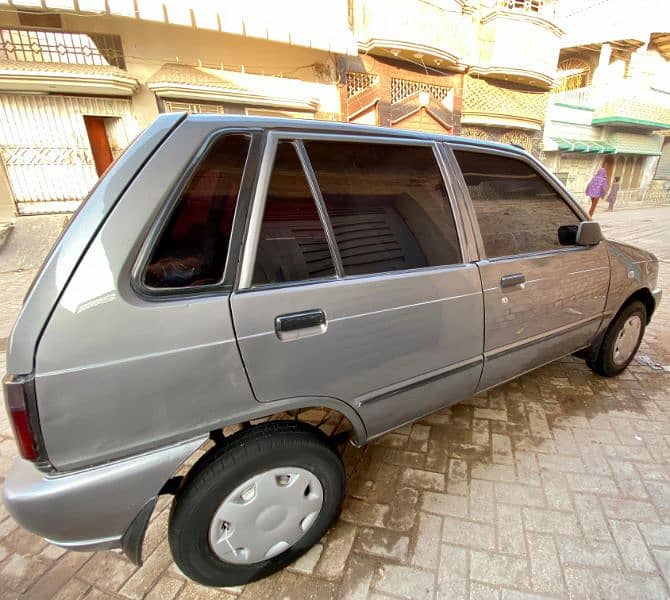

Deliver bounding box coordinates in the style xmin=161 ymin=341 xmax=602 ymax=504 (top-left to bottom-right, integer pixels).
xmin=500 ymin=273 xmax=525 ymax=288
xmin=275 ymin=309 xmax=327 ymax=341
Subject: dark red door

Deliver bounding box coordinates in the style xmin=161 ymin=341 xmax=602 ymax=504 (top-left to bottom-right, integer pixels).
xmin=84 ymin=116 xmax=114 ymax=176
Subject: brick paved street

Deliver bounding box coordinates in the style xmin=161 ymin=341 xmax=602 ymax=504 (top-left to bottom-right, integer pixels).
xmin=0 ymin=207 xmax=669 ymax=599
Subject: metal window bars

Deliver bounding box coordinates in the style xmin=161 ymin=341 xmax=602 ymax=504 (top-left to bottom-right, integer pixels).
xmin=0 ymin=28 xmax=126 ymax=70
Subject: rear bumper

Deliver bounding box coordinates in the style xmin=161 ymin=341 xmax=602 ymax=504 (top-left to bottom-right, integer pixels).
xmin=3 ymin=436 xmax=205 ymax=552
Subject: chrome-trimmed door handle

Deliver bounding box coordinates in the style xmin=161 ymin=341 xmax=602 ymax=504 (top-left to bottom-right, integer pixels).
xmin=500 ymin=273 xmax=525 ymax=288
xmin=275 ymin=309 xmax=327 ymax=341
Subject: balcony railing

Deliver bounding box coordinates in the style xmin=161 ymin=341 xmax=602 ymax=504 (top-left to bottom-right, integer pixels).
xmin=483 ymin=0 xmax=557 ymax=18
xmin=353 ymin=0 xmax=469 ymax=66
xmin=462 ymin=76 xmax=548 ymax=127
xmin=549 ymin=86 xmax=599 ymax=108
xmin=552 ymin=80 xmax=670 ymax=107
xmin=0 ymin=28 xmax=126 ymax=69
xmin=551 ymin=81 xmax=670 ymax=127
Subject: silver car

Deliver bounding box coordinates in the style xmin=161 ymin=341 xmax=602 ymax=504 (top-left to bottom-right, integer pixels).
xmin=2 ymin=114 xmax=662 ymax=587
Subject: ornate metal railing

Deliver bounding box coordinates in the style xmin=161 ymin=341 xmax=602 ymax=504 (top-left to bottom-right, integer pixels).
xmin=494 ymin=0 xmax=556 ymax=17
xmin=0 ymin=28 xmax=126 ymax=69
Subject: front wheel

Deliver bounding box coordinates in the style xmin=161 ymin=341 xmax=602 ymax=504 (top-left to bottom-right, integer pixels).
xmin=168 ymin=421 xmax=345 ymax=587
xmin=588 ymin=300 xmax=646 ymax=377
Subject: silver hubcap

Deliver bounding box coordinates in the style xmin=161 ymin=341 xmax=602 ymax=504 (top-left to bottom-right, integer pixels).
xmin=208 ymin=467 xmax=324 ymax=564
xmin=613 ymin=315 xmax=642 ymax=366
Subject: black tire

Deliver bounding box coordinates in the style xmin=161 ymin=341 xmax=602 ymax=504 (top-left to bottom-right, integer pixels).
xmin=168 ymin=421 xmax=345 ymax=587
xmin=588 ymin=300 xmax=646 ymax=377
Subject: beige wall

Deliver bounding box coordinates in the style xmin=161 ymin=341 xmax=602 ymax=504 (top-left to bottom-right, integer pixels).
xmin=60 ymin=15 xmax=341 ymax=126
xmin=0 ymin=158 xmax=15 ymax=221
xmin=553 ymin=153 xmax=598 ymax=202
xmin=0 ymin=12 xmax=342 ymax=128
xmin=57 ymin=14 xmax=337 ymax=81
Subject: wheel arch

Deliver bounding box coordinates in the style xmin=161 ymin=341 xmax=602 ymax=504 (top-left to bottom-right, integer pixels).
xmin=191 ymin=395 xmax=367 ymax=451
xmin=123 ymin=398 xmax=365 ymax=566
xmin=624 ymin=287 xmax=656 ymax=323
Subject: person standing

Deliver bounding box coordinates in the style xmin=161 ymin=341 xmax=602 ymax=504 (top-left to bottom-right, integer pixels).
xmin=607 ymin=176 xmax=621 ymax=212
xmin=586 ymin=167 xmax=608 ymax=218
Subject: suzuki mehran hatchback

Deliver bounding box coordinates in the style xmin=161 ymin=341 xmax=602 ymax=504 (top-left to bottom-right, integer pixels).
xmin=3 ymin=114 xmax=662 ymax=586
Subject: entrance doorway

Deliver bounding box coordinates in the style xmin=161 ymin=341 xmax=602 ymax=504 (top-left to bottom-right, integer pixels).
xmin=84 ymin=116 xmax=114 ymax=176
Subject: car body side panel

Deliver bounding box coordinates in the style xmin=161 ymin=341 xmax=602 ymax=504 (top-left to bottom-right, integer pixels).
xmin=605 ymin=240 xmax=660 ymax=318
xmin=34 ymin=121 xmax=257 ymax=470
xmin=7 ymin=113 xmax=186 ymax=375
xmin=477 ymin=243 xmax=610 ymax=390
xmin=232 ymin=264 xmax=484 ymax=438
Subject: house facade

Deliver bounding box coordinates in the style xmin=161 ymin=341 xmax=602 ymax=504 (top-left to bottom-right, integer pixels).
xmin=342 ymin=0 xmax=564 ymax=154
xmin=0 ymin=1 xmax=354 ymax=216
xmin=0 ymin=0 xmax=568 ymax=217
xmin=543 ymin=0 xmax=670 ymax=207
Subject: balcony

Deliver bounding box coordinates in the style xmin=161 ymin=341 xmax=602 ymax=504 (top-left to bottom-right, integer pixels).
xmin=551 ymin=82 xmax=670 ymax=129
xmin=26 ymin=0 xmax=357 ymax=56
xmin=0 ymin=28 xmax=138 ymax=96
xmin=461 ymin=75 xmax=548 ymax=129
xmin=352 ymin=0 xmax=471 ymax=71
xmin=472 ymin=0 xmax=564 ymax=88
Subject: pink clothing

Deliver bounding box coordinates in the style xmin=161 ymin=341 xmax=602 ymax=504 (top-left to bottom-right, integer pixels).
xmin=586 ymin=168 xmax=608 ymax=198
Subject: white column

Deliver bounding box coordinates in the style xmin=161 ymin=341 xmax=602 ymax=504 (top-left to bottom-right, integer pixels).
xmin=592 ymin=43 xmax=612 ymax=84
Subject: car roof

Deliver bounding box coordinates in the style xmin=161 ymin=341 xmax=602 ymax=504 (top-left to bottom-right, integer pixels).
xmin=182 ymin=113 xmax=530 ymax=156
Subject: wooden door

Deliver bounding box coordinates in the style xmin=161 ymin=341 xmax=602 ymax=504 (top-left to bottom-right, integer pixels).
xmin=84 ymin=116 xmax=114 ymax=176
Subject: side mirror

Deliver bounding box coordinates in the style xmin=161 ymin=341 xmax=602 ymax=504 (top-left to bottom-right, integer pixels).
xmin=576 ymin=221 xmax=602 ymax=246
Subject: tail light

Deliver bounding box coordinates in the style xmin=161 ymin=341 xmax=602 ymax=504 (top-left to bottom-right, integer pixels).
xmin=2 ymin=374 xmax=47 ymax=464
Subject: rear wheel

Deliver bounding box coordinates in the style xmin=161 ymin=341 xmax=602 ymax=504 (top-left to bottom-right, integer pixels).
xmin=588 ymin=300 xmax=646 ymax=377
xmin=168 ymin=421 xmax=345 ymax=587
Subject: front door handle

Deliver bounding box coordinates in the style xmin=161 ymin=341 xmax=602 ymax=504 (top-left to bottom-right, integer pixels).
xmin=275 ymin=309 xmax=327 ymax=341
xmin=500 ymin=273 xmax=525 ymax=288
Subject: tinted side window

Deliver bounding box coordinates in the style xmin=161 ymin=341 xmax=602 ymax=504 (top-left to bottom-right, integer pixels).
xmin=453 ymin=150 xmax=581 ymax=258
xmin=144 ymin=134 xmax=250 ymax=289
xmin=304 ymin=141 xmax=461 ymax=276
xmin=252 ymin=142 xmax=335 ymax=286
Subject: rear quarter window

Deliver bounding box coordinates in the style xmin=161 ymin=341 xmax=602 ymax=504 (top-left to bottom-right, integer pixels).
xmin=143 ymin=134 xmax=250 ymax=290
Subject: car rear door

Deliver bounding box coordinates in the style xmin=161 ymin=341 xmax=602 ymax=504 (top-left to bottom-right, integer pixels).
xmin=449 ymin=145 xmax=610 ymax=390
xmin=231 ymin=131 xmax=484 ymax=439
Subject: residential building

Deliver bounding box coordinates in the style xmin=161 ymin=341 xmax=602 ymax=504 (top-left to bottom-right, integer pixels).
xmin=543 ymin=0 xmax=670 ymax=206
xmin=0 ymin=1 xmax=355 ymax=215
xmin=342 ymin=0 xmax=564 ymax=154
xmin=0 ymin=0 xmax=567 ymax=217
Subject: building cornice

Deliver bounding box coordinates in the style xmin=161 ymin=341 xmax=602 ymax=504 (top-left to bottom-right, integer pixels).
xmin=467 ymin=66 xmax=554 ymax=89
xmin=357 ymin=39 xmax=468 ymax=72
xmin=147 ymin=81 xmax=320 ymax=111
xmin=0 ymin=69 xmax=138 ymax=96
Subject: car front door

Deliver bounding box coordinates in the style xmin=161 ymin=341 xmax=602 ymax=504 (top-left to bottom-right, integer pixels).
xmin=450 ymin=146 xmax=610 ymax=391
xmin=231 ymin=132 xmax=484 ymax=439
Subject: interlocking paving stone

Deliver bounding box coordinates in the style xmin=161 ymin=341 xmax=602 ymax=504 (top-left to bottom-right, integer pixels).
xmin=421 ymin=492 xmax=468 ymax=517
xmin=573 ymin=493 xmax=611 ymax=543
xmin=526 ymin=532 xmax=564 ymax=595
xmin=523 ymin=507 xmax=580 ymax=536
xmin=315 ymin=522 xmax=357 ymax=580
xmin=373 ymin=564 xmax=434 ymax=600
xmin=339 ymin=554 xmax=376 ymax=600
xmin=609 ymin=520 xmax=657 ymax=573
xmin=355 ymin=527 xmax=410 ymax=562
xmin=470 ymin=551 xmax=530 ymax=589
xmin=437 ymin=545 xmax=468 ymax=600
xmin=442 ymin=517 xmax=495 ymax=550
xmin=411 ymin=512 xmax=441 ymax=570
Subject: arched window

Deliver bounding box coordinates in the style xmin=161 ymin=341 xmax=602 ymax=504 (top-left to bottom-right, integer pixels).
xmin=554 ymin=59 xmax=591 ymax=92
